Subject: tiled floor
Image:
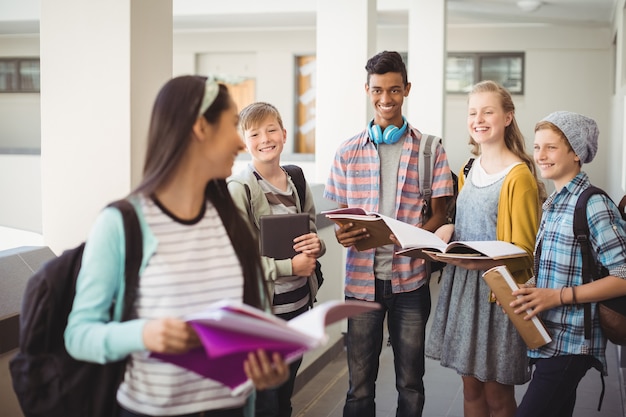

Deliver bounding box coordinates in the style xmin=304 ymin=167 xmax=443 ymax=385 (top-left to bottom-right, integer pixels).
xmin=292 ymin=277 xmax=626 ymax=417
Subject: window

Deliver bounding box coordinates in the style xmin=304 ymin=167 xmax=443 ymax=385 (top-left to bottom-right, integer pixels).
xmin=0 ymin=58 xmax=40 ymax=92
xmin=446 ymin=53 xmax=524 ymax=94
xmin=223 ymin=78 xmax=255 ymax=115
xmin=446 ymin=55 xmax=475 ymax=94
xmin=295 ymin=55 xmax=316 ymax=154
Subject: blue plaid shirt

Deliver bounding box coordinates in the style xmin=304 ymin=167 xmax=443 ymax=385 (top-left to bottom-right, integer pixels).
xmin=529 ymin=172 xmax=626 ymax=373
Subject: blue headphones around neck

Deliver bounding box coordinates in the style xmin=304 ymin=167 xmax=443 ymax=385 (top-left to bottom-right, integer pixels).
xmin=368 ymin=116 xmax=408 ymax=144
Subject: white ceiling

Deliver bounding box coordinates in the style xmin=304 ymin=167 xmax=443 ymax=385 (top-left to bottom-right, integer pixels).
xmin=0 ymin=0 xmax=619 ymax=35
xmin=171 ymin=0 xmax=618 ymax=32
xmin=446 ymin=0 xmax=617 ymax=27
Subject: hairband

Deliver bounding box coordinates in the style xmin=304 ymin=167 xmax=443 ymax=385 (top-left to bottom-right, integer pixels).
xmin=198 ymin=76 xmax=219 ymax=116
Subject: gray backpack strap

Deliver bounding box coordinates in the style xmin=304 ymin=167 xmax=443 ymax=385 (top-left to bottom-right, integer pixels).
xmin=419 ymin=133 xmax=439 ymax=203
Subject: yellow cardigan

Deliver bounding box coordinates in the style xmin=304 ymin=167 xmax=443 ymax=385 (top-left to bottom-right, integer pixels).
xmin=458 ymin=161 xmax=540 ymax=284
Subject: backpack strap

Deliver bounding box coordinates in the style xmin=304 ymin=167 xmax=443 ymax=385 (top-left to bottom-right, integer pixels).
xmin=282 ymin=164 xmax=306 ymax=212
xmin=419 ymin=134 xmax=437 ymax=205
xmin=280 ymin=165 xmax=325 ymax=293
xmin=573 ymin=186 xmax=610 ymax=340
xmin=107 ymin=199 xmax=143 ymax=321
xmin=463 ymin=157 xmax=475 ymax=179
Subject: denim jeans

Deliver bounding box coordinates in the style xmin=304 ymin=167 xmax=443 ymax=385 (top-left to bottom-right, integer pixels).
xmin=515 ymin=355 xmax=596 ymax=417
xmin=254 ymin=356 xmax=302 ymax=417
xmin=255 ymin=304 xmax=309 ymax=417
xmin=343 ymin=279 xmax=431 ymax=417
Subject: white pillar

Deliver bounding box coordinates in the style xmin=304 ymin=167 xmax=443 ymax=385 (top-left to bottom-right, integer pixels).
xmin=315 ymin=0 xmax=376 ymax=183
xmin=40 ymin=0 xmax=172 ymax=253
xmin=407 ymin=0 xmax=446 ymax=138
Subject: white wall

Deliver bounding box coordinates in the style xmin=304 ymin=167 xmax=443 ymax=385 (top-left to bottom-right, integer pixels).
xmin=0 ymin=17 xmax=621 ymax=247
xmin=0 ymin=155 xmax=41 ymax=232
xmin=612 ymin=2 xmax=626 ymax=198
xmin=444 ymin=25 xmax=612 ymax=191
xmin=0 ymin=94 xmax=40 ymax=151
xmin=174 ymin=29 xmax=315 ymax=164
xmin=37 ymin=0 xmax=173 ymax=254
xmin=0 ymin=35 xmax=40 ymax=152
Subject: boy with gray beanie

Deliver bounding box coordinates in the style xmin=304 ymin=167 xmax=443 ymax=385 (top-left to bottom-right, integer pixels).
xmin=508 ymin=111 xmax=626 ymax=417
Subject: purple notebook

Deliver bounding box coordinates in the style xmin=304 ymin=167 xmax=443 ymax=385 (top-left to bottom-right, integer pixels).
xmin=150 ymin=300 xmax=381 ymax=394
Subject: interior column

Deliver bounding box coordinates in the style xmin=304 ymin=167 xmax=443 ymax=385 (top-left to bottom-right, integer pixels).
xmin=40 ymin=0 xmax=172 ymax=253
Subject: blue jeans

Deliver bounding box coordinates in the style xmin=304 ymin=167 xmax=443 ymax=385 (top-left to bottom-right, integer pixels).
xmin=343 ymin=279 xmax=430 ymax=417
xmin=255 ymin=304 xmax=309 ymax=417
xmin=254 ymin=356 xmax=302 ymax=417
xmin=515 ymin=355 xmax=596 ymax=417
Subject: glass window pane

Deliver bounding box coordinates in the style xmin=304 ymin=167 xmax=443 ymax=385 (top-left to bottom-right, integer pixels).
xmin=480 ymin=56 xmax=523 ymax=93
xmin=446 ymin=56 xmax=474 ymax=93
xmin=296 ymin=55 xmax=316 ymax=153
xmin=19 ymin=60 xmax=40 ymax=92
xmin=0 ymin=61 xmax=18 ymax=91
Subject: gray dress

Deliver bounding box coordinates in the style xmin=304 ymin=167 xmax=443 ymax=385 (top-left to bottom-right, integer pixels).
xmin=425 ymin=168 xmax=530 ymax=385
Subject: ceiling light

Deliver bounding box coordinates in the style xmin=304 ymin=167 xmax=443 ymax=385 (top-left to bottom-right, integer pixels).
xmin=517 ymin=0 xmax=543 ymax=12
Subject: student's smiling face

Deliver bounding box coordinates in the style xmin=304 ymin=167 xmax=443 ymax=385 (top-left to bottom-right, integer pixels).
xmin=467 ymin=91 xmax=513 ymax=146
xmin=243 ymin=115 xmax=287 ymax=164
xmin=365 ymin=72 xmax=410 ymax=129
xmin=533 ymin=127 xmax=580 ymax=189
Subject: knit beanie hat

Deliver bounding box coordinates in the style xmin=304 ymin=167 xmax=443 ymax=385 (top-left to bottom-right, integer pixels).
xmin=541 ymin=111 xmax=599 ymax=164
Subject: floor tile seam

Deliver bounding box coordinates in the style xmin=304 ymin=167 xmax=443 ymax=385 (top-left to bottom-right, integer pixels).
xmin=293 ymin=360 xmax=349 ymax=417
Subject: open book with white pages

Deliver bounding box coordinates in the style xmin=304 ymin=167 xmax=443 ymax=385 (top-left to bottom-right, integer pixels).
xmin=322 ymin=207 xmax=527 ymax=260
xmin=396 ymin=238 xmax=527 ymax=261
xmin=150 ymin=299 xmax=380 ymax=395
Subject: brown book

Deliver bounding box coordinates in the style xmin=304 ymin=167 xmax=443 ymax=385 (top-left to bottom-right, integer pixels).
xmin=482 ymin=265 xmax=552 ymax=349
xmin=259 ymin=213 xmax=310 ymax=259
xmin=323 ymin=208 xmax=528 ymax=260
xmin=324 ymin=215 xmax=394 ymax=250
xmin=322 ymin=208 xmax=421 ymax=251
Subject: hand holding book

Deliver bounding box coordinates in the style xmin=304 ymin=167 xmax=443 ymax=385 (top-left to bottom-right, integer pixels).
xmin=260 ymin=213 xmax=310 ymax=259
xmin=482 ymin=266 xmax=552 ymax=349
xmin=396 ymin=238 xmax=527 ymax=261
xmin=324 ymin=208 xmax=527 ymax=261
xmin=424 ymin=253 xmax=511 ymax=271
xmin=323 ymin=208 xmax=402 ymax=250
xmin=150 ymin=299 xmax=380 ymax=394
xmin=391 ymin=232 xmax=513 ymax=271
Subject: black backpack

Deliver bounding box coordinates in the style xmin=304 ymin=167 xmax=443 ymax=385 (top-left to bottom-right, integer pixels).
xmin=573 ymin=186 xmax=626 ymax=345
xmin=282 ymin=164 xmax=324 ymax=290
xmin=9 ymin=199 xmax=143 ymax=417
